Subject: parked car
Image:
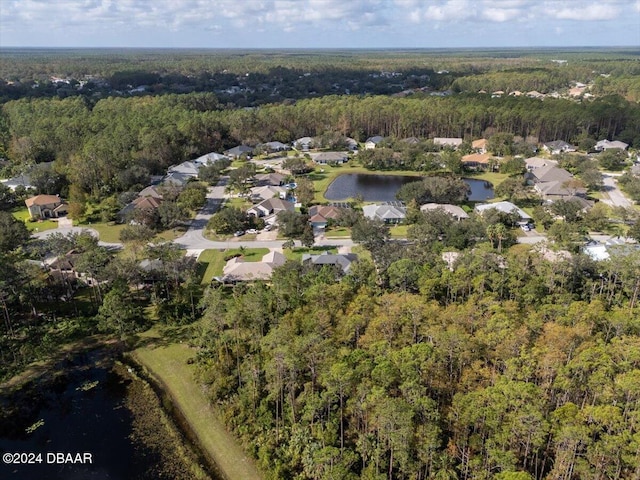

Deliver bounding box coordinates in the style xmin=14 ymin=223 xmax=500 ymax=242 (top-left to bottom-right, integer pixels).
xmin=246 ymin=229 xmax=257 ymax=234
xmin=520 ymin=224 xmax=531 ymax=232
xmin=233 ymin=230 xmax=245 ymax=237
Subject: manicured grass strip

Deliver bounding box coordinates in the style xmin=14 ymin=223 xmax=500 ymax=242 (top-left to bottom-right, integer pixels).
xmin=324 ymin=227 xmax=351 ymax=238
xmin=132 ymin=343 xmax=262 ymax=480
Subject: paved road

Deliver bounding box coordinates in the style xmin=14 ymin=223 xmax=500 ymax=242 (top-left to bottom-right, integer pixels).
xmin=601 ymin=174 xmax=633 ymax=208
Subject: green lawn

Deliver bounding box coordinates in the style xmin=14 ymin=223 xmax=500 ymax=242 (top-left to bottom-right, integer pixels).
xmin=389 ymin=224 xmax=409 ymax=238
xmin=324 ymin=226 xmax=351 ymax=238
xmin=197 ymin=248 xmax=270 ymax=284
xmin=81 ymin=222 xmax=127 ymax=243
xmin=131 ymin=341 xmax=262 ymax=480
xmin=467 ymin=171 xmax=510 ymax=189
xmin=226 ymin=196 xmax=251 ymax=209
xmin=12 ymin=208 xmax=58 ymax=232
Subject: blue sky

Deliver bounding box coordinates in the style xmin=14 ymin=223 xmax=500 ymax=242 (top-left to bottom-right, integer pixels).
xmin=1 ymin=0 xmax=639 ymax=48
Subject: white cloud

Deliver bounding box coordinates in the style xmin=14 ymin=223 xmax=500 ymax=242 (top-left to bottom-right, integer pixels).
xmin=0 ymin=0 xmax=637 ymax=46
xmin=550 ymin=3 xmax=621 ymax=20
xmin=481 ymin=7 xmax=522 ymax=22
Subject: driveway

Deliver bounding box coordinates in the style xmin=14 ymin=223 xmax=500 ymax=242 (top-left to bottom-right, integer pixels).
xmin=601 ymin=174 xmax=633 ymax=208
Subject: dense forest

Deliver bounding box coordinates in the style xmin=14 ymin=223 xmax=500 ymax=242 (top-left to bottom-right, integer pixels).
xmin=193 ymin=242 xmax=640 ymax=480
xmin=1 ymin=92 xmax=639 ymax=201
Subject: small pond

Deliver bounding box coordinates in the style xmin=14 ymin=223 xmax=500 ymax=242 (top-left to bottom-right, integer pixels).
xmin=324 ymin=173 xmax=494 ymax=202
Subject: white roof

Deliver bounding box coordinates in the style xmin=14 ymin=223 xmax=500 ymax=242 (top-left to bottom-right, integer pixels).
xmin=596 ymin=140 xmax=629 ymax=150
xmin=362 ymin=203 xmax=406 ymax=221
xmin=168 ymin=161 xmax=200 ymax=176
xmin=434 ymin=137 xmax=463 ymax=147
xmin=474 ymin=201 xmax=531 ymax=220
xmin=420 ymin=203 xmax=469 ymax=219
xmin=194 ymin=152 xmax=228 ymax=165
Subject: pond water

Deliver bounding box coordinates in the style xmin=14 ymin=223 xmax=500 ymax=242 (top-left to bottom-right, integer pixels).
xmin=324 ymin=173 xmax=494 ymax=202
xmin=0 ymin=349 xmax=214 ymax=480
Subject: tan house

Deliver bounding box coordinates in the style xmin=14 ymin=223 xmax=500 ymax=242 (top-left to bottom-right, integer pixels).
xmin=472 ymin=139 xmax=488 ymax=153
xmin=462 ymin=153 xmax=494 ymax=170
xmin=220 ymin=250 xmax=286 ymax=283
xmin=25 ymin=194 xmax=68 ymax=219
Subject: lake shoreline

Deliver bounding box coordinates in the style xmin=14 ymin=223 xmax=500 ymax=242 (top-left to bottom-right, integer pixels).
xmin=0 ymin=342 xmax=216 ymax=479
xmin=130 ymin=342 xmax=263 ymax=480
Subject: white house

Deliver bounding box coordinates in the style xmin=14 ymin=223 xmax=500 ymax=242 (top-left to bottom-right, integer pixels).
xmin=474 ymin=201 xmax=532 ymax=224
xmin=434 ymin=137 xmax=463 ymax=149
xmin=595 ymin=140 xmax=629 ymax=152
xmin=364 ymin=136 xmax=384 ymax=150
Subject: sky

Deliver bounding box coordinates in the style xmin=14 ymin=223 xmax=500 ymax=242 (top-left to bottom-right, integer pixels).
xmin=0 ymin=0 xmax=639 ymax=49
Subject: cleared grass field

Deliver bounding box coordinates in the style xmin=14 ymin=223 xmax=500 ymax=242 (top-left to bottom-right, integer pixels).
xmin=81 ymin=222 xmax=127 ymax=243
xmin=131 ymin=341 xmax=262 ymax=480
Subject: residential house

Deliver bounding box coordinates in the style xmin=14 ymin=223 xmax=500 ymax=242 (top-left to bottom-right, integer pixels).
xmin=474 ymin=201 xmax=532 ymax=224
xmin=524 ymin=157 xmax=558 ymax=171
xmin=595 ymin=139 xmax=629 ymax=152
xmin=219 ymin=250 xmax=286 ymax=283
xmin=542 ymin=140 xmax=576 ymax=155
xmin=345 ymin=137 xmax=359 ymax=151
xmin=25 ymin=194 xmax=68 ymax=219
xmin=420 ymin=203 xmax=469 ymax=221
xmin=402 ymin=137 xmax=421 ymax=145
xmin=294 ymin=137 xmax=315 ymax=151
xmin=584 ymin=237 xmax=639 ymax=261
xmin=194 ymin=152 xmax=229 ymax=166
xmin=434 ymin=137 xmax=463 ymax=149
xmin=302 ymin=251 xmax=358 ymax=274
xmin=163 ymin=172 xmax=192 ymax=188
xmin=254 ymin=172 xmax=286 ymax=186
xmin=247 ymin=197 xmax=295 ymax=218
xmin=472 ymin=139 xmax=488 ymax=153
xmin=249 ymin=185 xmax=288 ymax=203
xmin=261 ymin=141 xmax=289 ymax=152
xmin=364 ymin=136 xmax=384 ymax=150
xmin=48 ymin=250 xmax=101 ymax=287
xmin=224 ymin=145 xmax=254 ymax=158
xmin=1 ymin=173 xmax=33 ymax=191
xmin=137 ymin=185 xmax=164 ymax=199
xmin=362 ymin=203 xmax=406 ymax=224
xmin=526 ymin=91 xmax=545 ymax=99
xmin=308 ymin=205 xmax=344 ymax=228
xmin=461 ymin=153 xmax=494 ymax=170
xmin=313 ymin=152 xmax=348 ymax=165
xmin=526 ymin=164 xmax=586 ymax=200
xmin=118 ymin=195 xmax=162 ymax=223
xmin=168 ymin=161 xmax=200 ymax=178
